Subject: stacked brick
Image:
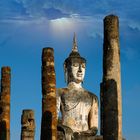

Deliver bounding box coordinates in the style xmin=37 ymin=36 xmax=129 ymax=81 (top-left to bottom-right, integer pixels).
xmin=21 ymin=110 xmax=35 ymax=140
xmin=0 ymin=67 xmax=11 ymax=140
xmin=40 ymin=48 xmax=57 ymax=140
xmin=101 ymin=15 xmax=122 ymax=140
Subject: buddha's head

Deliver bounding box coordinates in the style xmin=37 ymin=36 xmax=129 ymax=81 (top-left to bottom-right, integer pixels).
xmin=64 ymin=33 xmax=86 ymax=84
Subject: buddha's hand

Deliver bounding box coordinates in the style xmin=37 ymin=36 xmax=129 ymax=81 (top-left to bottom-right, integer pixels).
xmin=73 ymin=131 xmax=81 ymax=138
xmin=79 ymin=127 xmax=98 ymax=136
xmin=57 ymin=124 xmax=73 ymax=135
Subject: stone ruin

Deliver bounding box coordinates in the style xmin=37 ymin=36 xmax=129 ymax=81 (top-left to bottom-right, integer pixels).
xmin=0 ymin=15 xmax=125 ymax=140
xmin=21 ymin=110 xmax=35 ymax=140
xmin=0 ymin=67 xmax=11 ymax=140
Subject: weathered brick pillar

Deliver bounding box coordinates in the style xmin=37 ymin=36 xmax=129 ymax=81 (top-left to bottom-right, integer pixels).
xmin=0 ymin=67 xmax=11 ymax=140
xmin=100 ymin=83 xmax=103 ymax=136
xmin=102 ymin=15 xmax=122 ymax=140
xmin=21 ymin=110 xmax=35 ymax=140
xmin=40 ymin=48 xmax=57 ymax=140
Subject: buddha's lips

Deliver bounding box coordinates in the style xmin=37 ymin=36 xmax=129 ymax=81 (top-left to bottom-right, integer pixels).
xmin=77 ymin=74 xmax=83 ymax=77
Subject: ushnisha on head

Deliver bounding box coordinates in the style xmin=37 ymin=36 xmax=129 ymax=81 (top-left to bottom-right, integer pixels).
xmin=64 ymin=33 xmax=86 ymax=84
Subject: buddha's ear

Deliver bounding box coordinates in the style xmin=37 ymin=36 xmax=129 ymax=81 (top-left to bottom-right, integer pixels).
xmin=63 ymin=63 xmax=68 ymax=83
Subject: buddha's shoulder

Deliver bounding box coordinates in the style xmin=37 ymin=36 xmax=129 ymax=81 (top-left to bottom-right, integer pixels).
xmin=84 ymin=89 xmax=98 ymax=101
xmin=56 ymin=87 xmax=68 ymax=95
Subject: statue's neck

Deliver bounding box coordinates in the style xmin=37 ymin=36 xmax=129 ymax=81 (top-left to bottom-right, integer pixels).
xmin=67 ymin=82 xmax=82 ymax=89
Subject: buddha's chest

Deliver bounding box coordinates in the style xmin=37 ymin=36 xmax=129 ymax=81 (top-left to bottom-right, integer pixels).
xmin=61 ymin=90 xmax=92 ymax=112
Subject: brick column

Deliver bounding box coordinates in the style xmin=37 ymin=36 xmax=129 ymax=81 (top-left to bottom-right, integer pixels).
xmin=21 ymin=110 xmax=35 ymax=140
xmin=0 ymin=67 xmax=11 ymax=140
xmin=102 ymin=15 xmax=122 ymax=140
xmin=40 ymin=48 xmax=57 ymax=140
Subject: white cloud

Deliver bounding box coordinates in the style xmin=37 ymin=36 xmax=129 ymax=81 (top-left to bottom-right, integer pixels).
xmin=128 ymin=22 xmax=140 ymax=31
xmin=0 ymin=0 xmax=139 ymax=23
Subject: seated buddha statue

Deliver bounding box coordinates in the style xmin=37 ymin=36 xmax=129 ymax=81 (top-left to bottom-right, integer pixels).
xmin=57 ymin=34 xmax=98 ymax=140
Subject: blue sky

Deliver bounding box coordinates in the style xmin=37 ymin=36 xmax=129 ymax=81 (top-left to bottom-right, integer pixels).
xmin=0 ymin=0 xmax=140 ymax=139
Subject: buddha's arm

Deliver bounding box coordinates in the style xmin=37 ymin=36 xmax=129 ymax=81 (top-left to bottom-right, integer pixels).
xmin=56 ymin=89 xmax=73 ymax=138
xmin=80 ymin=96 xmax=98 ymax=136
xmin=89 ymin=96 xmax=98 ymax=133
xmin=56 ymin=89 xmax=61 ymax=118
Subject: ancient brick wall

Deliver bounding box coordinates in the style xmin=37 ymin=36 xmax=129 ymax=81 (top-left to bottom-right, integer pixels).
xmin=101 ymin=15 xmax=122 ymax=140
xmin=21 ymin=110 xmax=35 ymax=140
xmin=0 ymin=67 xmax=11 ymax=140
xmin=40 ymin=48 xmax=57 ymax=140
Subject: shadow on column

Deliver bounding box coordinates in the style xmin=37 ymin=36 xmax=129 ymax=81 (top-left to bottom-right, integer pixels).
xmin=41 ymin=111 xmax=52 ymax=140
xmin=0 ymin=120 xmax=7 ymax=140
xmin=103 ymin=79 xmax=119 ymax=140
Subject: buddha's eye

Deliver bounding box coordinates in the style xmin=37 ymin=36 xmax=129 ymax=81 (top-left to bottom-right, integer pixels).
xmin=72 ymin=63 xmax=79 ymax=67
xmin=82 ymin=63 xmax=86 ymax=68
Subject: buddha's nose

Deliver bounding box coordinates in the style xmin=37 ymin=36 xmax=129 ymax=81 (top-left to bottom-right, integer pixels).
xmin=78 ymin=65 xmax=82 ymax=72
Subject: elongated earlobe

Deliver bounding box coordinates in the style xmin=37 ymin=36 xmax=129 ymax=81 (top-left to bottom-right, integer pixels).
xmin=64 ymin=63 xmax=68 ymax=83
xmin=65 ymin=71 xmax=68 ymax=84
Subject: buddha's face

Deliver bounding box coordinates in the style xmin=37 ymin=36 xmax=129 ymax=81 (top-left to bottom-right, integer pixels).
xmin=71 ymin=62 xmax=86 ymax=83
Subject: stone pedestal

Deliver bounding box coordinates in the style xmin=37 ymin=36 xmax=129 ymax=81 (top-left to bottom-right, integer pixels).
xmin=73 ymin=135 xmax=103 ymax=140
xmin=0 ymin=67 xmax=11 ymax=140
xmin=101 ymin=15 xmax=122 ymax=140
xmin=21 ymin=110 xmax=35 ymax=140
xmin=40 ymin=48 xmax=57 ymax=140
xmin=57 ymin=131 xmax=103 ymax=140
